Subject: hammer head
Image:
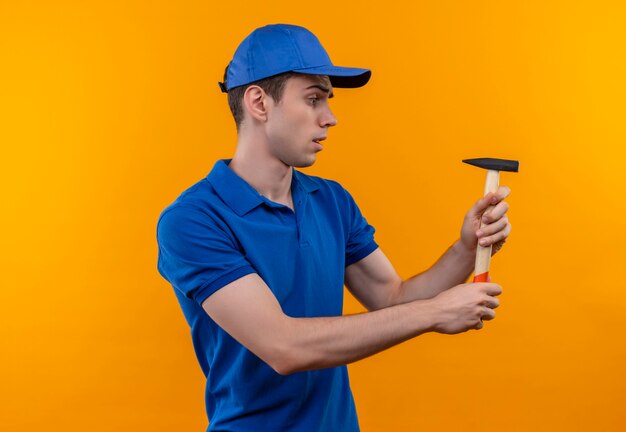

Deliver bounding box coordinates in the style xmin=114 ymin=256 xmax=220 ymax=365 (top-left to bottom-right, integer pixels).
xmin=463 ymin=157 xmax=519 ymax=172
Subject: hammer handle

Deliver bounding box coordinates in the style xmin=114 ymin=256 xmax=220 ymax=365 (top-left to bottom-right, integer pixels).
xmin=473 ymin=170 xmax=500 ymax=282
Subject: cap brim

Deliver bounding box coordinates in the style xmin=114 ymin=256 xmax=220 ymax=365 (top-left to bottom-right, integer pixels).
xmin=294 ymin=65 xmax=371 ymax=88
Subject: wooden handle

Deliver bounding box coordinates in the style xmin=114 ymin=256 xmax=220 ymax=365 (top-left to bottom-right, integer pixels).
xmin=473 ymin=170 xmax=499 ymax=282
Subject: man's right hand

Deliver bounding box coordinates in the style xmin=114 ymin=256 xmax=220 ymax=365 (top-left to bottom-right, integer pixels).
xmin=202 ymin=273 xmax=503 ymax=375
xmin=427 ymin=282 xmax=502 ymax=334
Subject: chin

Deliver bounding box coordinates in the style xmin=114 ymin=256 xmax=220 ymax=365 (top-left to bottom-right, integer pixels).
xmin=282 ymin=152 xmax=317 ymax=168
xmin=292 ymin=156 xmax=316 ymax=168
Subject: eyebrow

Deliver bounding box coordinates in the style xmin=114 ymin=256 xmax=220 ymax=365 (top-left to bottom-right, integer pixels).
xmin=306 ymin=84 xmax=334 ymax=98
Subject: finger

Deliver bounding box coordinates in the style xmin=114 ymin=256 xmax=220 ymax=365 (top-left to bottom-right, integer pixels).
xmin=479 ymin=223 xmax=511 ymax=247
xmin=482 ymin=296 xmax=500 ymax=309
xmin=471 ymin=193 xmax=498 ymax=216
xmin=475 ymin=283 xmax=502 ymax=296
xmin=475 ymin=186 xmax=511 ymax=212
xmin=492 ymin=239 xmax=507 ymax=255
xmin=477 ymin=216 xmax=508 ymax=239
xmin=475 ymin=320 xmax=484 ymax=330
xmin=481 ymin=308 xmax=496 ymax=321
xmin=495 ymin=186 xmax=511 ymax=201
xmin=482 ymin=201 xmax=510 ymax=224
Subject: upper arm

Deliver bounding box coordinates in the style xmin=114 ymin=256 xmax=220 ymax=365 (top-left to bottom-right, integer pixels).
xmin=201 ymin=273 xmax=293 ymax=374
xmin=158 ymin=206 xmax=295 ymax=373
xmin=157 ymin=206 xmax=256 ymax=304
xmin=344 ymin=248 xmax=403 ymax=311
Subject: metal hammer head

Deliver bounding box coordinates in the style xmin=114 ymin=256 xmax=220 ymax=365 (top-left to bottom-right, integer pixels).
xmin=463 ymin=158 xmax=519 ymax=172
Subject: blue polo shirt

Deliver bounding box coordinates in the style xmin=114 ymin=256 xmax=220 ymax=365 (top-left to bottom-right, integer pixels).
xmin=157 ymin=159 xmax=378 ymax=431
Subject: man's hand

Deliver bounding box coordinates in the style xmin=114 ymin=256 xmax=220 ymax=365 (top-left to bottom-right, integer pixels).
xmin=428 ymin=282 xmax=502 ymax=333
xmin=202 ymin=273 xmax=471 ymax=374
xmin=460 ymin=186 xmax=512 ymax=256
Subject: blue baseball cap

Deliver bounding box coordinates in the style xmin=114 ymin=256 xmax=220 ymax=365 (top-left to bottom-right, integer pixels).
xmin=219 ymin=24 xmax=371 ymax=92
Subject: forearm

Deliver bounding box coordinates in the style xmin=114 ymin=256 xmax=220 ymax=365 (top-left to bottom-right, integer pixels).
xmin=395 ymin=239 xmax=475 ymax=304
xmin=204 ymin=273 xmax=498 ymax=376
xmin=276 ymin=299 xmax=436 ymax=374
xmin=203 ymin=273 xmax=440 ymax=376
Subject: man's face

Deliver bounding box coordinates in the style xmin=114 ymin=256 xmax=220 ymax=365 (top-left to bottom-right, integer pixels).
xmin=265 ymin=74 xmax=337 ymax=168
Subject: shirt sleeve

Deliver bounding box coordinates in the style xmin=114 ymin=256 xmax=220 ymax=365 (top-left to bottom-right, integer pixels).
xmin=341 ymin=187 xmax=378 ymax=267
xmin=156 ymin=205 xmax=256 ymax=305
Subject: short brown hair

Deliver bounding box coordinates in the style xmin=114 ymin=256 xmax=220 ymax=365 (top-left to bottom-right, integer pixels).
xmin=226 ymin=70 xmax=298 ymax=129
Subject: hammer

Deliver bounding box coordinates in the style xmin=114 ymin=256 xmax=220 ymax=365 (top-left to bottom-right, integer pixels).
xmin=462 ymin=157 xmax=519 ymax=283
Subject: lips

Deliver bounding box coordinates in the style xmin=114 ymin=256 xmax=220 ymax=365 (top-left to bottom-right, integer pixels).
xmin=312 ymin=137 xmax=325 ymax=151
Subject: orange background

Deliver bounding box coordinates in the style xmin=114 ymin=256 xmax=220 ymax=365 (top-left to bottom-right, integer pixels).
xmin=2 ymin=1 xmax=625 ymax=431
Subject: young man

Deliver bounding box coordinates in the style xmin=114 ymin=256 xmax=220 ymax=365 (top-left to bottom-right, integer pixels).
xmin=157 ymin=24 xmax=511 ymax=431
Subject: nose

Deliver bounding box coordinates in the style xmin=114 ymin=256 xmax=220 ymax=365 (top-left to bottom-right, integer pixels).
xmin=320 ymin=106 xmax=337 ymax=128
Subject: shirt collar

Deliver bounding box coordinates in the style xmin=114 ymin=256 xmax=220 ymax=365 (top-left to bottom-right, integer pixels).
xmin=292 ymin=168 xmax=320 ymax=194
xmin=207 ymin=159 xmax=319 ymax=216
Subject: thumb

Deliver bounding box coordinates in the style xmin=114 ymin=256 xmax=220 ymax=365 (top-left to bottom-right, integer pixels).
xmin=471 ymin=193 xmax=497 ymax=217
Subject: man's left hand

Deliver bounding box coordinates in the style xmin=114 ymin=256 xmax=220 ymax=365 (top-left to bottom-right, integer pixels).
xmin=460 ymin=186 xmax=512 ymax=256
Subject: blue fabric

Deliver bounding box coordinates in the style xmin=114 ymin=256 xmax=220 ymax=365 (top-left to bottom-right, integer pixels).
xmin=221 ymin=24 xmax=371 ymax=92
xmin=157 ymin=159 xmax=378 ymax=431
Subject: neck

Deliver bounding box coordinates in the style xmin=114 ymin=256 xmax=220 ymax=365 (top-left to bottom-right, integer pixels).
xmin=228 ymin=135 xmax=293 ymax=205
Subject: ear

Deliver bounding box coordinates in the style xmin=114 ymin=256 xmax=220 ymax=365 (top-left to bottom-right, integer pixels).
xmin=242 ymin=85 xmax=270 ymax=123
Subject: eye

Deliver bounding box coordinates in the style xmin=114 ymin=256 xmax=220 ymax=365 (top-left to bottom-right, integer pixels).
xmin=308 ymin=96 xmax=319 ymax=106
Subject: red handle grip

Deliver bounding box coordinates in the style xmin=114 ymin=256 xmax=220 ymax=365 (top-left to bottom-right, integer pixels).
xmin=473 ymin=272 xmax=490 ymax=283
